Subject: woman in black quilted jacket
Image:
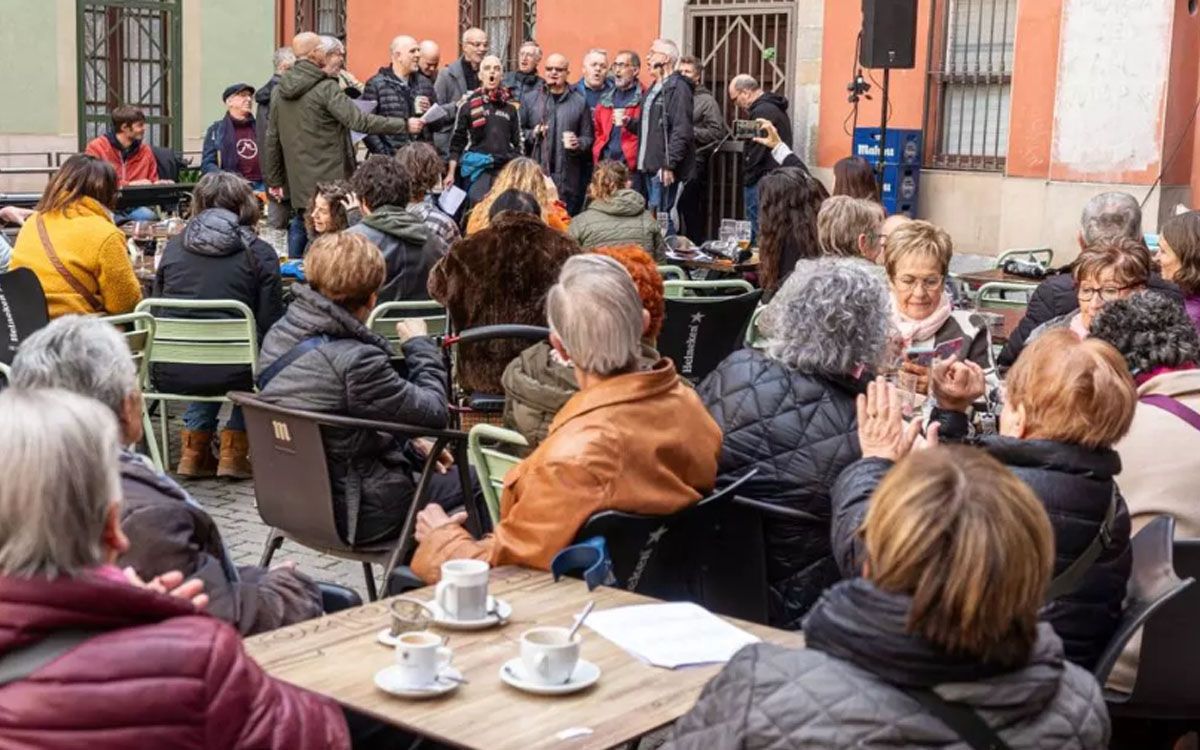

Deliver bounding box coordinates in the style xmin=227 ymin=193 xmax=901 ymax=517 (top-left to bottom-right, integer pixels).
xmin=698 ymin=257 xmax=892 ymax=629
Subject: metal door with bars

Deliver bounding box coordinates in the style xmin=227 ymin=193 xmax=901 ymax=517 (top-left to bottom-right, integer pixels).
xmin=77 ymin=0 xmax=182 ymax=151
xmin=459 ymin=0 xmax=537 ymax=71
xmin=295 ymin=0 xmax=346 ymax=41
xmin=686 ymin=0 xmax=795 ymax=239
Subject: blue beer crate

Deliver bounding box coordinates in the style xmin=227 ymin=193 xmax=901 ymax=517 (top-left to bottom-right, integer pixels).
xmin=853 ymin=127 xmax=923 ymax=167
xmin=880 ymin=164 xmax=920 ymax=218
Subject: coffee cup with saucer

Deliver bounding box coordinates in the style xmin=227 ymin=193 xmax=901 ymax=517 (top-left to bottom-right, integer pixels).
xmin=426 ymin=560 xmax=513 ymax=629
xmin=374 ymin=630 xmax=463 ymax=699
xmin=499 ymin=626 xmax=600 ymax=695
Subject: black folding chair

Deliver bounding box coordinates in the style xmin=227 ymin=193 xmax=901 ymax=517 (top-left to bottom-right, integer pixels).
xmin=229 ymin=392 xmax=483 ymax=601
xmin=567 ymin=470 xmax=766 ymax=622
xmin=657 ymin=282 xmax=762 ymax=384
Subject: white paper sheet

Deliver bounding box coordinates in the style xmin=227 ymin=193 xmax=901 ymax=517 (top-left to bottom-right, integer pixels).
xmin=584 ymin=602 xmax=760 ymax=669
xmin=421 ymin=103 xmax=451 ymax=128
xmin=438 ymin=186 xmax=467 ymax=216
xmin=350 ymin=99 xmax=378 ymax=144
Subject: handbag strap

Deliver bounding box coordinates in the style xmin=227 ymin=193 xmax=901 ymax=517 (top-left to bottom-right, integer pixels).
xmin=1141 ymin=393 xmax=1200 ymax=433
xmin=900 ymin=686 xmax=1013 ymax=750
xmin=1045 ymin=484 xmax=1117 ymax=602
xmin=0 ymin=629 xmax=103 ymax=687
xmin=35 ymin=215 xmax=105 ymax=313
xmin=256 ymin=334 xmax=330 ymax=390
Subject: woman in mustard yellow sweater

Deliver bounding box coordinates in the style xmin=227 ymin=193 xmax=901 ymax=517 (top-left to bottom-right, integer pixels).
xmin=11 ymin=155 xmax=141 ymax=318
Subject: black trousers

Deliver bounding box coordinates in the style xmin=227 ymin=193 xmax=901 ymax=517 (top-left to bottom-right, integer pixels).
xmin=678 ymin=157 xmax=712 ymax=243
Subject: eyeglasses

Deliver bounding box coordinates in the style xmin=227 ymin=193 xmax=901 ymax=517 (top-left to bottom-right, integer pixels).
xmin=1077 ymin=285 xmax=1131 ymax=302
xmin=894 ymin=275 xmax=944 ymax=292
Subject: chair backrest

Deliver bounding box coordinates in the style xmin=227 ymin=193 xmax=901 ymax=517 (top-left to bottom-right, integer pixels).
xmin=658 ymin=290 xmax=763 ymax=383
xmin=744 ymin=304 xmax=768 ymax=349
xmin=136 ymin=298 xmax=258 ymax=377
xmin=664 ymin=278 xmax=754 ymax=299
xmin=996 ymin=246 xmax=1054 ymax=268
xmin=1103 ymin=516 xmax=1200 ymax=713
xmin=975 ymin=281 xmax=1033 ymax=308
xmin=468 ymin=423 xmax=527 ymax=525
xmin=572 ymin=470 xmax=768 ymax=623
xmin=103 ymin=311 xmax=156 ymax=387
xmin=0 ymin=361 xmax=9 ymax=386
xmin=230 ymin=392 xmax=346 ymax=548
xmin=657 ymin=265 xmax=687 ymax=282
xmin=366 ymin=300 xmax=449 ymax=357
xmin=0 ymin=268 xmax=49 ymax=366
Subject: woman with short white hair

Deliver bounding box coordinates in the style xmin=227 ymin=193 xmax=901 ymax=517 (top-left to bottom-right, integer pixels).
xmin=10 ymin=316 xmax=323 ymax=635
xmin=700 ymin=258 xmax=893 ymax=629
xmin=0 ymin=388 xmax=348 ymax=748
xmin=411 ymin=254 xmax=723 ymax=581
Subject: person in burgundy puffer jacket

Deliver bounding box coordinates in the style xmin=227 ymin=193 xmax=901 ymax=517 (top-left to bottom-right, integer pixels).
xmin=0 ymin=388 xmax=349 ymax=750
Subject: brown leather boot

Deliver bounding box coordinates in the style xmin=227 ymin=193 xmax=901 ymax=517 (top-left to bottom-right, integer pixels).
xmin=217 ymin=429 xmax=253 ymax=480
xmin=177 ymin=430 xmax=217 ymax=478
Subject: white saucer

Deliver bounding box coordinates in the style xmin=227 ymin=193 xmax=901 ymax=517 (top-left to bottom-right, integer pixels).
xmin=425 ymin=596 xmax=513 ymax=630
xmin=374 ymin=664 xmax=463 ymax=699
xmin=499 ymin=657 xmax=600 ymax=695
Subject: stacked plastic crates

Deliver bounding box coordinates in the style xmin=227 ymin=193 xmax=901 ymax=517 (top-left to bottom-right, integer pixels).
xmin=853 ymin=127 xmax=922 ymax=218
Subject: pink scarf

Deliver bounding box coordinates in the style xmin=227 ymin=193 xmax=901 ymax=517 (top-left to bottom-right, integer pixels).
xmin=891 ymin=294 xmax=953 ymax=348
xmin=1069 ymin=313 xmax=1090 ymax=340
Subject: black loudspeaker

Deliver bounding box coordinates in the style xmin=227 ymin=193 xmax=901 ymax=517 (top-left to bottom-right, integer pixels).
xmin=860 ymin=0 xmax=918 ymax=69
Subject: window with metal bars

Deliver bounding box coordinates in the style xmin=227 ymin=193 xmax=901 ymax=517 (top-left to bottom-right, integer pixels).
xmin=458 ymin=0 xmax=536 ymax=71
xmin=295 ymin=0 xmax=346 ymax=41
xmin=924 ymin=0 xmax=1015 ymax=171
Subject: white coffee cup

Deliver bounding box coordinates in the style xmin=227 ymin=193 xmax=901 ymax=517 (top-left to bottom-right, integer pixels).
xmin=394 ymin=630 xmax=452 ymax=688
xmin=520 ymin=626 xmax=581 ymax=686
xmin=435 ymin=559 xmax=490 ymax=621
xmin=562 ymin=130 xmax=577 ymax=149
xmin=612 ymin=107 xmax=627 ymax=127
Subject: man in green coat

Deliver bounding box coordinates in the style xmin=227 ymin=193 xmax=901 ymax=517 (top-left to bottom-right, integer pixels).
xmin=264 ymin=32 xmax=409 ymax=256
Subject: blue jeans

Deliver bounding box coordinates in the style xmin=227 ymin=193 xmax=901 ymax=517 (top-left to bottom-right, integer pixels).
xmin=648 ymin=175 xmax=681 ymax=237
xmin=183 ymin=402 xmax=245 ymax=433
xmin=113 ymin=206 xmax=157 ymax=225
xmin=744 ymin=185 xmax=760 ymax=243
xmin=287 ymin=213 xmax=309 ymax=259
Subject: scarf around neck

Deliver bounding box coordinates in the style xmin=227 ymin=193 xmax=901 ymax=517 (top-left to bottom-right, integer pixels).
xmin=891 ymin=294 xmax=953 ymax=348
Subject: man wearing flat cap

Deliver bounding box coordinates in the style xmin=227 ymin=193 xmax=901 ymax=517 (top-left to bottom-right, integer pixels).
xmin=202 ymin=82 xmax=264 ymax=188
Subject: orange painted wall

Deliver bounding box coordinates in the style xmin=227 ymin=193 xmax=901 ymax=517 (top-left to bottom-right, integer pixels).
xmin=343 ymin=0 xmax=458 ymax=80
xmin=1162 ymin=2 xmax=1200 ymax=188
xmin=816 ymin=0 xmax=933 ymax=169
xmin=535 ymin=0 xmax=660 ymax=85
xmin=1005 ymin=0 xmax=1063 ymax=179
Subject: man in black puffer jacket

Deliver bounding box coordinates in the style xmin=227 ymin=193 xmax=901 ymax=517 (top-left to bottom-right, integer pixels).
xmin=698 ymin=258 xmax=892 ymax=630
xmin=362 ymin=35 xmax=425 ymax=156
xmin=257 ymin=233 xmax=459 ymax=545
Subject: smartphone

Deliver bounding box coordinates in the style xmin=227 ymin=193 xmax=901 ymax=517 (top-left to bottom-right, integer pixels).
xmin=906 ymin=337 xmax=964 ymax=367
xmin=733 ymin=119 xmax=767 ymax=140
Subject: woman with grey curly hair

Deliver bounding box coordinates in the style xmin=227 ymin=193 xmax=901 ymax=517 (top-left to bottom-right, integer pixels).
xmin=1090 ymin=290 xmax=1200 ymax=694
xmin=698 ymin=258 xmax=892 ymax=629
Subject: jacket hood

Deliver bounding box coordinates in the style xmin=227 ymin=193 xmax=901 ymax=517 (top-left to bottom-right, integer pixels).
xmin=362 ymin=204 xmax=431 ymax=245
xmin=804 ymin=578 xmax=1067 ymax=712
xmin=592 ymin=189 xmax=649 ymax=217
xmin=182 ymin=208 xmax=256 ymax=258
xmin=373 ymin=65 xmax=408 ymax=85
xmin=119 ymin=449 xmax=189 ymax=503
xmin=503 ymin=341 xmax=579 ymax=416
xmin=254 ymin=75 xmax=279 ymax=105
xmin=751 ymin=91 xmax=790 ymax=113
xmin=283 ymin=283 xmax=391 ymax=352
xmin=278 ymin=59 xmax=330 ymax=100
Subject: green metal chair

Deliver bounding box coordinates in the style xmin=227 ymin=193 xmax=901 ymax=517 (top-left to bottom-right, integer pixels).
xmin=365 ymin=300 xmax=448 ymax=358
xmin=467 ymin=424 xmax=528 ymax=525
xmin=744 ymin=305 xmax=769 ymax=349
xmin=976 ymin=281 xmax=1033 ymax=308
xmin=996 ymin=246 xmax=1054 ymax=269
xmin=136 ymin=298 xmax=258 ymax=468
xmin=664 ymin=278 xmax=755 ymax=299
xmin=657 ymin=265 xmax=688 ymax=282
xmin=103 ymin=311 xmax=164 ymax=472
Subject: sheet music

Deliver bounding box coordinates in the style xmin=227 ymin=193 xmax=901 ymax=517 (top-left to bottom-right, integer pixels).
xmin=584 ymin=602 xmax=760 ymax=669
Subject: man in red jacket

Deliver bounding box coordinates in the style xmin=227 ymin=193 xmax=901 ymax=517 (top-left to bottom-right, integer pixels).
xmin=593 ymin=50 xmax=645 ymax=192
xmin=85 ymin=105 xmax=160 ymax=187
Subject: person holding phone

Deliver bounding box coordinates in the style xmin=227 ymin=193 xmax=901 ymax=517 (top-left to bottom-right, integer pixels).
xmin=884 ymin=220 xmax=996 ymax=395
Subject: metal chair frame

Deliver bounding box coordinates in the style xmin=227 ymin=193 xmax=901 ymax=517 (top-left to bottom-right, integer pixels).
xmin=664 ymin=278 xmax=755 ymax=299
xmin=103 ymin=310 xmax=163 ymax=471
xmin=467 ymin=424 xmax=528 ymax=525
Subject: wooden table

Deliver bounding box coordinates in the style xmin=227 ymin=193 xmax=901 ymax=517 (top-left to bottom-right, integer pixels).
xmin=246 ymin=567 xmax=804 ymax=750
xmin=975 ymin=304 xmax=1025 ymax=343
xmin=955 ymin=267 xmax=1042 ymax=290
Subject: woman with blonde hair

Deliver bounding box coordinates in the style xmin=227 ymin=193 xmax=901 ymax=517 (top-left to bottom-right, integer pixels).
xmin=666 ymin=443 xmax=1109 ymax=749
xmin=464 ymin=157 xmax=570 ymax=235
xmin=568 ymin=161 xmax=665 ymax=257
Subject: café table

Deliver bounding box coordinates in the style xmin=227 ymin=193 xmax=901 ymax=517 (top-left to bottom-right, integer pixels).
xmin=975 ymin=304 xmax=1025 ymax=344
xmin=954 ymin=266 xmax=1042 ymax=293
xmin=245 ymin=566 xmax=804 ymax=750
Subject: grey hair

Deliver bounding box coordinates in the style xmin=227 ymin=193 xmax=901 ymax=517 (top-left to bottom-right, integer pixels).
xmin=0 ymin=388 xmax=122 ymax=578
xmin=584 ymin=48 xmax=609 ymax=60
xmin=652 ymin=39 xmax=681 ymax=65
xmin=320 ymin=35 xmax=345 ymax=55
xmin=11 ymin=316 xmax=138 ymax=417
xmin=1089 ymin=290 xmax=1200 ymax=375
xmin=761 ymin=258 xmax=892 ymax=375
xmin=818 ymin=195 xmax=886 ymax=257
xmin=730 ymin=74 xmax=759 ymax=93
xmin=389 ymin=35 xmax=417 ymax=56
xmin=547 ymin=255 xmax=643 ymax=376
xmin=1080 ymin=192 xmax=1142 ymax=245
xmin=273 ymin=46 xmax=296 ymax=72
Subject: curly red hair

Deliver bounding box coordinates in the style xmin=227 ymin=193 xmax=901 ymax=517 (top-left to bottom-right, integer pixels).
xmin=592 ymin=245 xmax=665 ymax=340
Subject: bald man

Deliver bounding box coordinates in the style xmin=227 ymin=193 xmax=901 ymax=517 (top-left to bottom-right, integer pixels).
xmin=361 ymin=34 xmax=426 ymax=155
xmin=519 ymin=53 xmax=594 ymax=215
xmin=433 ymin=27 xmax=488 ymax=158
xmin=264 ymin=32 xmax=410 ymax=257
xmin=447 ymin=54 xmax=523 ymax=203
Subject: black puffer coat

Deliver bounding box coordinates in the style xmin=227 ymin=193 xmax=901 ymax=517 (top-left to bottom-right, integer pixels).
xmin=151 ymin=208 xmax=283 ymax=397
xmin=698 ymin=348 xmax=865 ymax=629
xmin=832 ymin=435 xmax=1132 ymax=671
xmin=362 ymin=66 xmax=416 ymax=156
xmin=257 ymin=284 xmax=449 ymax=544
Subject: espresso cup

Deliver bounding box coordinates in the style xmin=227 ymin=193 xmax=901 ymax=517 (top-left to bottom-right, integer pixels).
xmin=562 ymin=131 xmax=577 ymax=149
xmin=520 ymin=627 xmax=581 ymax=686
xmin=395 ymin=630 xmax=452 ymax=688
xmin=435 ymin=559 xmax=490 ymax=621
xmin=612 ymin=107 xmax=627 ymax=126
xmin=414 ymin=95 xmax=430 ymax=114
